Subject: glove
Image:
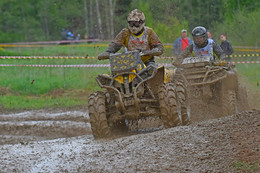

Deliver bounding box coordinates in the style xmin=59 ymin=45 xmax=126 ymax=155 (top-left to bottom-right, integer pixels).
xmin=97 ymin=52 xmax=110 ymax=60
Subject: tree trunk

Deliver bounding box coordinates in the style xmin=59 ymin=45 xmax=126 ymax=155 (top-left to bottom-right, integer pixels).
xmin=95 ymin=0 xmax=104 ymax=40
xmin=84 ymin=0 xmax=89 ymax=39
xmin=44 ymin=0 xmax=49 ymax=40
xmin=109 ymin=0 xmax=114 ymax=39
xmin=105 ymin=1 xmax=111 ymax=39
xmin=89 ymin=0 xmax=94 ymax=38
xmin=19 ymin=1 xmax=28 ymax=41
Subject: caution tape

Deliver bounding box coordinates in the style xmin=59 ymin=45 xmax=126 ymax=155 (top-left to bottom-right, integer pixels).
xmin=230 ymin=61 xmax=260 ymax=64
xmin=0 ymin=61 xmax=259 ymax=68
xmin=0 ymin=43 xmax=109 ymax=48
xmin=0 ymin=64 xmax=110 ymax=68
xmin=0 ymin=56 xmax=96 ymax=59
xmin=228 ymin=54 xmax=260 ymax=57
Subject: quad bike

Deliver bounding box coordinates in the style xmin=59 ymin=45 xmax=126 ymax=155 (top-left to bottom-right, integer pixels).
xmin=173 ymin=56 xmax=250 ymax=119
xmin=88 ymin=50 xmax=188 ymax=138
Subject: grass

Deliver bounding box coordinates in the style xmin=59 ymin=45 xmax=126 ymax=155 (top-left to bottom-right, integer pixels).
xmin=4 ymin=43 xmax=108 ymax=56
xmin=236 ymin=64 xmax=260 ymax=87
xmin=231 ymin=161 xmax=259 ymax=172
xmin=0 ymin=66 xmax=110 ymax=95
xmin=0 ymin=95 xmax=84 ymax=110
xmin=0 ymin=44 xmax=260 ymax=110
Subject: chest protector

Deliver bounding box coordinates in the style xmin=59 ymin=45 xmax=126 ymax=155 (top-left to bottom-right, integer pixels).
xmin=193 ymin=39 xmax=214 ymax=59
xmin=127 ymin=27 xmax=149 ymax=51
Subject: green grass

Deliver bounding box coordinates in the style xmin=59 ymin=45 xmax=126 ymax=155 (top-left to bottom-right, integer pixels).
xmin=3 ymin=43 xmax=108 ymax=56
xmin=0 ymin=95 xmax=85 ymax=110
xmin=230 ymin=161 xmax=259 ymax=172
xmin=236 ymin=64 xmax=260 ymax=87
xmin=0 ymin=66 xmax=110 ymax=95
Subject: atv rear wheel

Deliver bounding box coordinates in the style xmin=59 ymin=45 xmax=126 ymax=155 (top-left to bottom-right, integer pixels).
xmin=158 ymin=83 xmax=181 ymax=128
xmin=88 ymin=91 xmax=110 ymax=138
xmin=222 ymin=90 xmax=237 ymax=116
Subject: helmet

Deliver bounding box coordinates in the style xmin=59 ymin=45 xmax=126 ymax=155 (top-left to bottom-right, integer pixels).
xmin=192 ymin=26 xmax=208 ymax=48
xmin=127 ymin=9 xmax=145 ymax=35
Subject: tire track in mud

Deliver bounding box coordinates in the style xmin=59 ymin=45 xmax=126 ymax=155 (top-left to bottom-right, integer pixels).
xmin=0 ymin=110 xmax=91 ymax=145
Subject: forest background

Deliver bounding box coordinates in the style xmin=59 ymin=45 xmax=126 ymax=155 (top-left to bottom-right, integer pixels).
xmin=0 ymin=0 xmax=259 ymax=47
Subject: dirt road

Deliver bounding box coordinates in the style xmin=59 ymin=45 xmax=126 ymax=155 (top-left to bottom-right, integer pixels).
xmin=0 ymin=108 xmax=259 ymax=172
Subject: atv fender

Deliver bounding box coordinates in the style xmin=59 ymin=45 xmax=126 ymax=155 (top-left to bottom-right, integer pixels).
xmin=147 ymin=66 xmax=165 ymax=96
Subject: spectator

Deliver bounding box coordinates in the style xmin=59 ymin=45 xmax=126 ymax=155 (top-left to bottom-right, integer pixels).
xmin=66 ymin=30 xmax=74 ymax=40
xmin=220 ymin=33 xmax=233 ymax=61
xmin=173 ymin=29 xmax=192 ymax=56
xmin=207 ymin=29 xmax=213 ymax=40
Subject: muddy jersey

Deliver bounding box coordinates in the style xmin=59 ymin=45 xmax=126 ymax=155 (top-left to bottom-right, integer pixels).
xmin=107 ymin=27 xmax=163 ymax=62
xmin=193 ymin=39 xmax=214 ymax=58
xmin=127 ymin=27 xmax=149 ymax=51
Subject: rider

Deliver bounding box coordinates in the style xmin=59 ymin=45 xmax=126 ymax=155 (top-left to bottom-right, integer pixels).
xmin=98 ymin=9 xmax=164 ymax=66
xmin=173 ymin=26 xmax=226 ymax=66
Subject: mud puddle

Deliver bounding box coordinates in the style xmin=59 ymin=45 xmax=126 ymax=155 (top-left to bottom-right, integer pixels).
xmin=0 ymin=110 xmax=91 ymax=145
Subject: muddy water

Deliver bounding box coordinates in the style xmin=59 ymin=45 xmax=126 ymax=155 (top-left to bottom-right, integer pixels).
xmin=0 ymin=110 xmax=164 ymax=145
xmin=0 ymin=110 xmax=91 ymax=145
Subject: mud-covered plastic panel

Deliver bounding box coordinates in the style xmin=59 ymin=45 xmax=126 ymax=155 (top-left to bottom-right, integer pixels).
xmin=110 ymin=51 xmax=144 ymax=74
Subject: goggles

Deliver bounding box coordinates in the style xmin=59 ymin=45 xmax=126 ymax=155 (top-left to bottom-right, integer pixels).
xmin=193 ymin=36 xmax=204 ymax=42
xmin=128 ymin=20 xmax=144 ymax=27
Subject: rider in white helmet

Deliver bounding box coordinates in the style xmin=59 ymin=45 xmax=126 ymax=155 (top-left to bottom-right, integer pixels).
xmin=98 ymin=9 xmax=164 ymax=66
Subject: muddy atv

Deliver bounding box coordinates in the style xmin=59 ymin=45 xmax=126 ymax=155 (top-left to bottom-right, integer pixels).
xmin=173 ymin=56 xmax=250 ymax=119
xmin=88 ymin=50 xmax=188 ymax=138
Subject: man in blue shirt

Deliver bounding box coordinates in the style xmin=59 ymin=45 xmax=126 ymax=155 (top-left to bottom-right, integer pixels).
xmin=173 ymin=29 xmax=192 ymax=56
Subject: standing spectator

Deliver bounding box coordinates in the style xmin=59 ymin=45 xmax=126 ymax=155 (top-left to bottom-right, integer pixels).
xmin=220 ymin=33 xmax=233 ymax=61
xmin=207 ymin=29 xmax=213 ymax=40
xmin=207 ymin=29 xmax=217 ymax=42
xmin=173 ymin=29 xmax=192 ymax=56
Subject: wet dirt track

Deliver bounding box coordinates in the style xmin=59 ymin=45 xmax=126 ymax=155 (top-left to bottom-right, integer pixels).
xmin=0 ymin=109 xmax=259 ymax=172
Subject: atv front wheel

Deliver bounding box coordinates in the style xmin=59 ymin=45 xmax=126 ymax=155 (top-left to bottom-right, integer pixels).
xmin=222 ymin=90 xmax=237 ymax=116
xmin=237 ymin=85 xmax=250 ymax=112
xmin=158 ymin=83 xmax=181 ymax=128
xmin=88 ymin=91 xmax=110 ymax=138
xmin=175 ymin=81 xmax=190 ymax=125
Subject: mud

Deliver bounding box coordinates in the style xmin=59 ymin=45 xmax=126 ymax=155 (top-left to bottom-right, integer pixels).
xmin=0 ymin=108 xmax=259 ymax=172
xmin=0 ymin=110 xmax=90 ymax=145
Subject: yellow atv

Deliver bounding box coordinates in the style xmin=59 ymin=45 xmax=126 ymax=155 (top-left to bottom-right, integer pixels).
xmin=88 ymin=50 xmax=188 ymax=138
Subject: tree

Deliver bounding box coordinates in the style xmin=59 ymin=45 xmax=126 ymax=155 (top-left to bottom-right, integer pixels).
xmin=95 ymin=0 xmax=103 ymax=39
